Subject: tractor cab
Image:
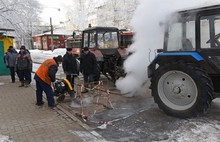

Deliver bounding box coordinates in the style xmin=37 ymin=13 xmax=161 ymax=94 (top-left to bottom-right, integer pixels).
xmin=163 ymin=5 xmax=220 ymax=53
xmin=82 ymin=27 xmax=120 ymax=57
xmin=119 ymin=30 xmax=133 ymax=48
xmin=148 ymin=4 xmax=220 ymax=118
xmin=81 ymin=26 xmax=127 ymax=82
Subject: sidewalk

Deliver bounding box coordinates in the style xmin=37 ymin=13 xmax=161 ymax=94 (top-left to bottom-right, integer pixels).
xmin=0 ymin=75 xmax=103 ymax=142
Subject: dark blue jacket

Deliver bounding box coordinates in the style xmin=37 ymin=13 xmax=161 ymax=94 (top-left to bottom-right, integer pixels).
xmin=80 ymin=51 xmax=98 ymax=75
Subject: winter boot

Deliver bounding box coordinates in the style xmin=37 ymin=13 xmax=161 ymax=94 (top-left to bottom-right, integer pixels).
xmin=19 ymin=81 xmax=24 ymax=87
xmin=24 ymin=81 xmax=29 ymax=88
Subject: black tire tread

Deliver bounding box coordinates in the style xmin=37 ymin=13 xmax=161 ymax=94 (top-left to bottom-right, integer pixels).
xmin=151 ymin=62 xmax=213 ymax=118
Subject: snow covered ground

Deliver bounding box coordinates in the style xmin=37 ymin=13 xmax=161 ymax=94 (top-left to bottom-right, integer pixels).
xmin=163 ymin=117 xmax=220 ymax=142
xmin=0 ymin=135 xmax=13 ymax=142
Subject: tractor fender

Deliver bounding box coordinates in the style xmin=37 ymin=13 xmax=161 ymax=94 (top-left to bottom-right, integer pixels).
xmin=89 ymin=49 xmax=104 ymax=61
xmin=117 ymin=48 xmax=127 ymax=59
xmin=148 ymin=52 xmax=204 ymax=78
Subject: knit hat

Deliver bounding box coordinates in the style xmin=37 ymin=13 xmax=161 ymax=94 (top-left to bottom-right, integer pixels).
xmin=66 ymin=47 xmax=72 ymax=51
xmin=9 ymin=46 xmax=13 ymax=49
xmin=20 ymin=45 xmax=25 ymax=50
xmin=84 ymin=47 xmax=89 ymax=51
xmin=54 ymin=55 xmax=63 ymax=62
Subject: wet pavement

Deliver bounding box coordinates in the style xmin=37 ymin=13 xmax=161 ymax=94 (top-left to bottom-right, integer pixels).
xmin=60 ymin=76 xmax=220 ymax=142
xmin=93 ymin=97 xmax=220 ymax=142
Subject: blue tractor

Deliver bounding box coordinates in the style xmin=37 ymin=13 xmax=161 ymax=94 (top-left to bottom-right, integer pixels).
xmin=148 ymin=5 xmax=220 ymax=118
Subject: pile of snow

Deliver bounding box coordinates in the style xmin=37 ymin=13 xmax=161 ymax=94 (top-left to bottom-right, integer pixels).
xmin=30 ymin=48 xmax=66 ymax=64
xmin=163 ymin=119 xmax=220 ymax=142
xmin=0 ymin=135 xmax=13 ymax=142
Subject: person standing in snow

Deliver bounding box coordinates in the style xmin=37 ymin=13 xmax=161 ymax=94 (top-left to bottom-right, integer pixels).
xmin=80 ymin=47 xmax=99 ymax=93
xmin=62 ymin=47 xmax=78 ymax=90
xmin=16 ymin=46 xmax=32 ymax=87
xmin=4 ymin=46 xmax=18 ymax=83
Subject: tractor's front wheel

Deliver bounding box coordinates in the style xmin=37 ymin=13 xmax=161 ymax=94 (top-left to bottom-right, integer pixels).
xmin=152 ymin=63 xmax=213 ymax=118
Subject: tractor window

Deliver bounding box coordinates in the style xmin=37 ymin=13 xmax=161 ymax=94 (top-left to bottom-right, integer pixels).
xmin=89 ymin=32 xmax=96 ymax=48
xmin=201 ymin=19 xmax=211 ymax=48
xmin=167 ymin=21 xmax=195 ymax=51
xmin=186 ymin=21 xmax=196 ymax=50
xmin=215 ymin=19 xmax=220 ymax=48
xmin=97 ymin=31 xmax=118 ymax=49
xmin=167 ymin=23 xmax=182 ymax=51
xmin=83 ymin=33 xmax=89 ymax=48
xmin=201 ymin=15 xmax=220 ymax=48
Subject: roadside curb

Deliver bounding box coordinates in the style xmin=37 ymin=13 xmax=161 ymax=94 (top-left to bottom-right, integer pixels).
xmin=57 ymin=105 xmax=105 ymax=140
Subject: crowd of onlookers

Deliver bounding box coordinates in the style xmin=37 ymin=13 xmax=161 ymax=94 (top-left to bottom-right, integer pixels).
xmin=4 ymin=45 xmax=32 ymax=87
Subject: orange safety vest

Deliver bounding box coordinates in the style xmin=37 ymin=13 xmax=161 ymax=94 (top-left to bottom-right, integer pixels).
xmin=36 ymin=59 xmax=57 ymax=85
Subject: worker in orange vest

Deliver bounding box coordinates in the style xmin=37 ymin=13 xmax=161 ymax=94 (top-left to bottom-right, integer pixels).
xmin=34 ymin=55 xmax=63 ymax=108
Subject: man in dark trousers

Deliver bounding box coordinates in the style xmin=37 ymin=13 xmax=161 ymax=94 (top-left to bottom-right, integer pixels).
xmin=34 ymin=55 xmax=62 ymax=108
xmin=16 ymin=46 xmax=32 ymax=87
xmin=4 ymin=46 xmax=18 ymax=83
xmin=62 ymin=47 xmax=78 ymax=90
xmin=80 ymin=47 xmax=98 ymax=93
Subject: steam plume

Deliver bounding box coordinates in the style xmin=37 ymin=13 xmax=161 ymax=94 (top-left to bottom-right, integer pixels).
xmin=116 ymin=0 xmax=220 ymax=97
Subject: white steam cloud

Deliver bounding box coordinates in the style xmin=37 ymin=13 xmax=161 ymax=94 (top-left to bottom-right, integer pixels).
xmin=116 ymin=0 xmax=220 ymax=97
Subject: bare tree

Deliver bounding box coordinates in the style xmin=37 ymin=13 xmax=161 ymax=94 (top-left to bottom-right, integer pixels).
xmin=63 ymin=0 xmax=138 ymax=30
xmin=0 ymin=0 xmax=42 ymax=49
xmin=64 ymin=0 xmax=87 ymax=30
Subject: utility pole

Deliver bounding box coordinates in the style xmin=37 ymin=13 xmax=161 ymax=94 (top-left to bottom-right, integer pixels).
xmin=50 ymin=17 xmax=54 ymax=51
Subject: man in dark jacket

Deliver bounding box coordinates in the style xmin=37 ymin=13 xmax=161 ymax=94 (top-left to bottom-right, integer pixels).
xmin=16 ymin=46 xmax=32 ymax=87
xmin=34 ymin=55 xmax=62 ymax=108
xmin=4 ymin=46 xmax=18 ymax=83
xmin=62 ymin=47 xmax=78 ymax=89
xmin=80 ymin=47 xmax=98 ymax=93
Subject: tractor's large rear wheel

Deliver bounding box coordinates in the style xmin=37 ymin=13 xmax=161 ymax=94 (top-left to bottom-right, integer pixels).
xmin=152 ymin=63 xmax=213 ymax=118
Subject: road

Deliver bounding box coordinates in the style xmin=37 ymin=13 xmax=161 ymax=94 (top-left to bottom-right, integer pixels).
xmin=32 ymin=61 xmax=220 ymax=142
xmin=56 ymin=75 xmax=220 ymax=142
xmin=93 ymin=94 xmax=220 ymax=142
